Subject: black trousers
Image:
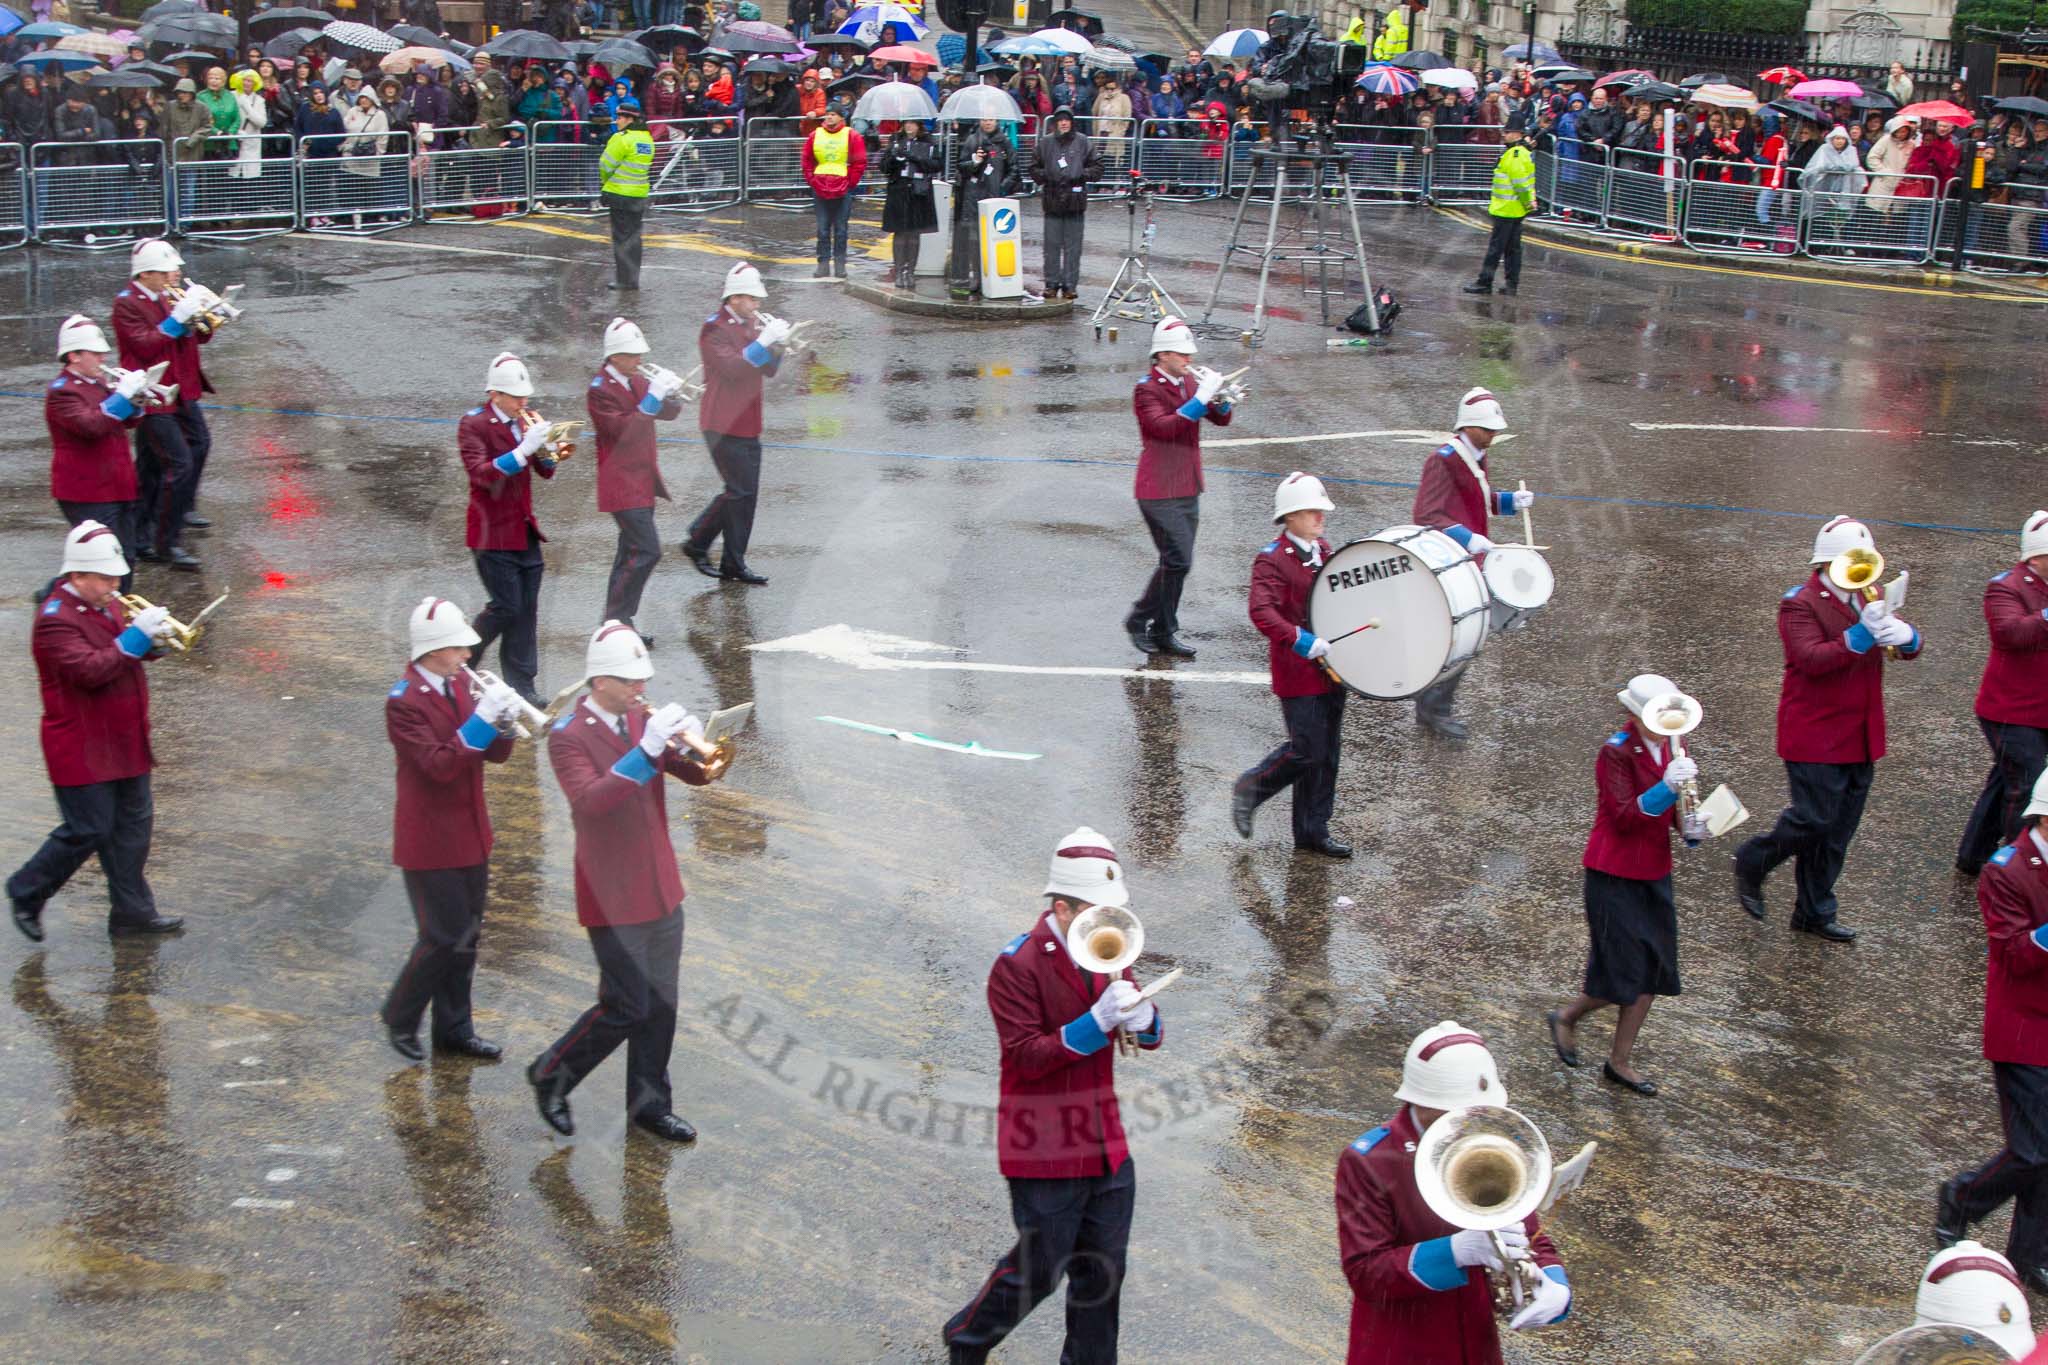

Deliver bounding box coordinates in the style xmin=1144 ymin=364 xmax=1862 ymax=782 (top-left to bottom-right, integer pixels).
xmin=1735 ymin=759 xmax=1874 ymax=926
xmin=6 ymin=775 xmax=157 ymax=927
xmin=685 ymin=431 xmax=762 ymax=571
xmin=944 ymin=1160 xmax=1135 ymax=1365
xmin=471 ymin=533 xmax=545 ymax=699
xmin=1959 ymin=719 xmax=2048 ymax=873
xmin=604 ymin=506 xmax=662 ymax=625
xmin=1415 ymin=665 xmax=1466 ymax=719
xmin=531 ymin=908 xmax=684 ymax=1120
xmin=381 ymin=864 xmax=488 ymax=1044
xmin=1477 ymin=215 xmax=1525 ymax=287
xmin=134 ymin=402 xmax=209 ymax=554
xmin=1130 ymin=495 xmax=1198 ymax=638
xmin=56 ymin=498 xmax=138 ymax=593
xmin=1948 ymin=1061 xmax=2048 ymax=1270
xmin=603 ymin=190 xmax=645 ymax=289
xmin=949 ymin=213 xmax=982 ymax=294
xmin=1235 ymin=690 xmax=1346 ymax=845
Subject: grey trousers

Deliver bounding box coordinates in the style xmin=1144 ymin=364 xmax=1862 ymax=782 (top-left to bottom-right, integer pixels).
xmin=1043 ymin=212 xmax=1084 ymax=292
xmin=604 ymin=505 xmax=662 ymax=624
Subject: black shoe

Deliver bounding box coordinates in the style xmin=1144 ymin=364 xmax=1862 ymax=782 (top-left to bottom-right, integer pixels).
xmin=1733 ymin=861 xmax=1767 ymax=920
xmin=1123 ymin=613 xmax=1160 ymax=655
xmin=1602 ymin=1061 xmax=1658 ymax=1096
xmin=1231 ymin=787 xmax=1254 ymax=839
xmin=436 ymin=1034 xmax=502 ymax=1060
xmin=1154 ymin=633 xmax=1197 ymax=658
xmin=1793 ymin=918 xmax=1857 ymax=943
xmin=814 ymin=262 xmax=830 ymax=278
xmin=525 ymin=1061 xmax=574 ymax=1136
xmin=607 ymin=281 xmax=639 ymax=291
xmin=1936 ymin=1176 xmax=1970 ymax=1249
xmin=11 ymin=898 xmax=44 ymax=943
xmin=633 ymin=1111 xmax=698 ymax=1143
xmin=1546 ymin=1009 xmax=1581 ymax=1068
xmin=183 ymin=513 xmax=212 ymax=529
xmin=638 ymin=633 xmax=655 ymax=652
xmin=683 ymin=543 xmax=721 ymax=579
xmin=1462 ymin=282 xmax=1493 ymax=295
xmin=720 ymin=565 xmax=769 ymax=586
xmin=167 ymin=547 xmax=201 ymax=572
xmin=387 ymin=1029 xmax=425 ymax=1062
xmin=1296 ymin=837 xmax=1353 ymax=859
xmin=1416 ymin=707 xmax=1468 ymax=741
xmin=135 ymin=547 xmax=166 ymax=564
xmin=832 ymin=260 xmax=847 ymax=278
xmin=108 ymin=914 xmax=183 ymax=936
xmin=2019 ymin=1263 xmax=2048 ymax=1296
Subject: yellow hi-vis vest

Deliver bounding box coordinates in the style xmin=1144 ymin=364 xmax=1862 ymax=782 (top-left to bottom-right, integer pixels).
xmin=1372 ymin=9 xmax=1408 ymax=59
xmin=599 ymin=127 xmax=653 ymax=198
xmin=811 ymin=125 xmax=851 ymax=177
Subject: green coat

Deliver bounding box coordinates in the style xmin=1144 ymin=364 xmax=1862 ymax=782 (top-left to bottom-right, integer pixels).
xmin=163 ymin=97 xmax=213 ymax=162
xmin=196 ymin=86 xmax=239 ymax=158
xmin=472 ymin=80 xmax=510 ymax=148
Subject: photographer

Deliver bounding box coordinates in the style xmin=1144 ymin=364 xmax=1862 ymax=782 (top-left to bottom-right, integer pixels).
xmin=950 ymin=116 xmax=1019 ymax=299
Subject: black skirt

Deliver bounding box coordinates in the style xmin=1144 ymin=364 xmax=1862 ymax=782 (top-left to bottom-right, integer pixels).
xmin=1582 ymin=867 xmax=1681 ymax=1004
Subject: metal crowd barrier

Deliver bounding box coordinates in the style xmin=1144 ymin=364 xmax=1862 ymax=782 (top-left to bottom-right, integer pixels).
xmin=1603 ymin=156 xmax=1684 ymax=239
xmin=0 ymin=143 xmax=26 ymax=249
xmin=1331 ymin=125 xmax=1427 ymax=200
xmin=1537 ymin=138 xmax=1608 ymax=224
xmin=173 ymin=133 xmax=297 ymax=240
xmin=1942 ymin=195 xmax=2048 ymax=273
xmin=1135 ymin=119 xmax=1224 ymax=199
xmin=740 ymin=130 xmax=812 ymax=209
xmin=299 ymin=130 xmax=415 ymax=236
xmin=1680 ymin=159 xmax=1790 ymax=257
xmin=1070 ymin=115 xmax=1138 ymax=198
xmin=648 ymin=118 xmax=742 ymax=213
xmin=419 ymin=126 xmax=529 ymax=220
xmin=530 ymin=119 xmax=605 ymax=213
xmin=1803 ymin=173 xmax=1936 ymax=264
xmin=1427 ymin=124 xmax=1504 ymax=203
xmin=31 ymin=137 xmax=169 ymax=248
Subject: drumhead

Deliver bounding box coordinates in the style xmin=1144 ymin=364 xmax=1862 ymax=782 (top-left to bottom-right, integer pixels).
xmin=1483 ymin=545 xmax=1555 ymax=611
xmin=1309 ymin=538 xmax=1455 ymax=700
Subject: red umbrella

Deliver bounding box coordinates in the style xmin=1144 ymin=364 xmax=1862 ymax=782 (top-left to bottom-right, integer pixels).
xmin=1757 ymin=65 xmax=1806 ymax=85
xmin=869 ymin=43 xmax=937 ymax=67
xmin=1594 ymin=67 xmax=1650 ymax=86
xmin=1899 ymin=98 xmax=1975 ymax=124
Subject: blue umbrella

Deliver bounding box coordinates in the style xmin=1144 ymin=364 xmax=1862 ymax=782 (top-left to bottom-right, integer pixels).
xmin=837 ymin=3 xmax=927 ymax=42
xmin=14 ymin=49 xmax=101 ymax=72
xmin=17 ymin=19 xmax=86 ymax=39
xmin=1501 ymin=41 xmax=1560 ymax=62
xmin=0 ymin=8 xmax=26 ymax=39
xmin=989 ymin=33 xmax=1066 ymax=57
xmin=1355 ymin=62 xmax=1418 ymax=96
xmin=1203 ymin=27 xmax=1266 ymax=59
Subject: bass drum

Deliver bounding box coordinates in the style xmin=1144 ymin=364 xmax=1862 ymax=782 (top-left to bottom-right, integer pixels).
xmin=1309 ymin=526 xmax=1492 ymax=700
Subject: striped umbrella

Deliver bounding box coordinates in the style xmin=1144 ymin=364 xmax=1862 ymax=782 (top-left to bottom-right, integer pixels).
xmin=322 ymin=20 xmax=404 ymax=55
xmin=1082 ymin=46 xmax=1135 ymax=72
xmin=55 ymin=31 xmax=130 ymax=61
xmin=1354 ymin=62 xmax=1418 ymax=96
xmin=1203 ymin=27 xmax=1266 ymax=59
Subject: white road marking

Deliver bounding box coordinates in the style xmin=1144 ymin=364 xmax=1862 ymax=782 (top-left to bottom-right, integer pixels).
xmin=1630 ymin=423 xmax=2016 ymax=446
xmin=209 ymin=1034 xmax=272 ymax=1049
xmin=231 ymin=1197 xmax=295 ymax=1211
xmin=239 ymin=1056 xmax=262 ymax=1067
xmin=265 ymin=1168 xmax=297 ymax=1183
xmin=749 ymin=624 xmax=1269 ymax=685
xmin=223 ymin=1079 xmax=288 ymax=1090
xmin=264 ymin=1143 xmax=343 ymax=1157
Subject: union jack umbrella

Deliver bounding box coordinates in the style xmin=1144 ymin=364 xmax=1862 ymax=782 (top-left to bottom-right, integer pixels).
xmin=1354 ymin=63 xmax=1418 ymax=96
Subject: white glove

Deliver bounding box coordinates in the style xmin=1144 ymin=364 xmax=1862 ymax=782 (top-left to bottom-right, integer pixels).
xmin=1450 ymin=1227 xmax=1521 ymax=1271
xmin=756 ymin=316 xmax=793 ymax=348
xmin=477 ymin=679 xmax=522 ymax=725
xmin=1508 ymin=1270 xmax=1571 ymax=1331
xmin=1305 ymin=636 xmax=1331 ymax=661
xmin=511 ymin=419 xmax=551 ymax=460
xmin=1510 ymin=488 xmax=1535 ymax=511
xmin=1874 ymin=615 xmax=1915 ymax=647
xmin=1858 ymin=599 xmax=1891 ymax=629
xmin=677 ymin=712 xmax=705 ymax=741
xmin=643 ymin=364 xmax=680 ymax=399
xmin=638 ymin=702 xmax=692 ymax=756
xmin=169 ymin=290 xmax=207 ymax=324
xmin=129 ymin=604 xmax=173 ymax=640
xmin=1465 ymin=531 xmax=1495 ymax=554
xmin=1663 ymin=755 xmax=1697 ymax=787
xmin=1191 ymin=366 xmax=1224 ymax=404
xmin=1089 ymin=984 xmax=1126 ymax=1038
xmin=1100 ymin=978 xmax=1156 ymax=1031
xmin=112 ymin=368 xmax=152 ymax=401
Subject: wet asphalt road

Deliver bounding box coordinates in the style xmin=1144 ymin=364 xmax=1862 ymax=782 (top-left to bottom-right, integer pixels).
xmin=0 ymin=195 xmax=2043 ymax=1365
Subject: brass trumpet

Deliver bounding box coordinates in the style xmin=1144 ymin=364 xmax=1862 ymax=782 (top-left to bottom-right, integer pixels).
xmin=519 ymin=409 xmax=582 ymax=463
xmin=636 ymin=699 xmax=735 ymax=781
xmin=103 ymin=360 xmax=177 ymax=408
xmin=1829 ymin=545 xmax=1900 ymax=660
xmin=461 ymin=666 xmax=548 ymax=740
xmin=756 ymin=313 xmax=814 ymax=353
xmin=165 ymin=282 xmax=243 ymax=336
xmin=641 ymin=362 xmax=704 ymax=404
xmin=116 ymin=590 xmax=227 ymax=653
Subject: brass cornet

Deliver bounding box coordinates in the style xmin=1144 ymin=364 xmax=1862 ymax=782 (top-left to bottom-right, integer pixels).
xmin=756 ymin=313 xmax=814 ymax=353
xmin=1829 ymin=545 xmax=1900 ymax=660
xmin=519 ymin=409 xmax=582 ymax=463
xmin=461 ymin=665 xmax=548 ymax=740
xmin=635 ymin=699 xmax=736 ymax=781
xmin=103 ymin=360 xmax=177 ymax=408
xmin=640 ymin=362 xmax=704 ymax=404
xmin=116 ymin=590 xmax=227 ymax=653
xmin=166 ymin=282 xmax=243 ymax=336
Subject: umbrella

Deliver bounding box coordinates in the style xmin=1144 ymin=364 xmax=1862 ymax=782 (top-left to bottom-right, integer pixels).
xmin=636 ymin=24 xmax=705 ymax=53
xmin=1204 ymin=27 xmax=1266 ymax=59
xmin=381 ymin=45 xmax=467 ymax=74
xmin=262 ymin=28 xmax=320 ymax=58
xmin=141 ymin=13 xmax=237 ymax=46
xmin=248 ymin=6 xmax=331 ymax=35
xmin=1677 ymin=71 xmax=1730 ymax=89
xmin=1765 ymin=97 xmax=1827 ymax=124
xmin=55 ymin=31 xmax=129 ymax=61
xmin=388 ymin=24 xmax=453 ymax=49
xmin=1996 ymin=94 xmax=2048 ymax=116
xmin=805 ymin=33 xmax=869 ymax=49
xmin=870 ymin=43 xmax=938 ymax=67
xmin=160 ymin=48 xmax=225 ymax=63
xmin=1094 ymin=34 xmax=1139 ymax=52
xmin=698 ymin=46 xmax=736 ymax=63
xmin=1899 ymin=99 xmax=1975 ymax=124
xmin=717 ymin=18 xmax=798 ymax=52
xmin=1629 ymin=80 xmax=1685 ymax=102
xmin=852 ymin=79 xmax=936 ymax=121
xmin=838 ymin=3 xmax=928 ymax=42
xmin=974 ymin=60 xmax=1017 ymax=79
xmin=1388 ymin=49 xmax=1448 ymax=71
xmin=1848 ymin=91 xmax=1897 ymax=110
xmin=1534 ymin=65 xmax=1595 ymax=83
xmin=827 ymin=71 xmax=881 ymax=94
xmin=1354 ymin=63 xmax=1418 ymax=96
xmin=989 ymin=34 xmax=1068 ymax=56
xmin=83 ymin=65 xmax=163 ymax=88
xmin=13 ymin=50 xmax=100 ymax=72
xmin=16 ymin=19 xmax=86 ymax=38
xmin=1691 ymin=83 xmax=1758 ymax=110
xmin=595 ymin=37 xmax=659 ymax=68
xmin=1082 ymin=46 xmax=1135 ymax=72
xmin=137 ymin=0 xmax=201 ymax=22
xmin=740 ymin=55 xmax=796 ymax=75
xmin=937 ymin=83 xmax=1022 ymax=120
xmin=1045 ymin=7 xmax=1103 ymax=33
xmin=480 ymin=28 xmax=572 ymax=60
xmin=1788 ymin=77 xmax=1863 ymax=100
xmin=1501 ymin=41 xmax=1559 ymax=62
xmin=1020 ymin=26 xmax=1093 ymax=54
xmin=1594 ymin=67 xmax=1651 ymax=86
xmin=323 ymin=20 xmax=404 ymax=54
xmin=1756 ymin=65 xmax=1806 ymax=85
xmin=0 ymin=11 xmax=19 ymax=40
xmin=126 ymin=59 xmax=181 ymax=82
xmin=1420 ymin=66 xmax=1476 ymax=91
xmin=0 ymin=62 xmax=15 ymax=82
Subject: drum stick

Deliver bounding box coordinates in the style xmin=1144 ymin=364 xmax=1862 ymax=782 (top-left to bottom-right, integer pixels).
xmin=1326 ymin=618 xmax=1382 ymax=646
xmin=1518 ymin=480 xmax=1535 ymax=548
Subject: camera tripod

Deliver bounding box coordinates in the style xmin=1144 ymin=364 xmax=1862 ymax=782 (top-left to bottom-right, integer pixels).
xmin=1195 ymin=141 xmax=1380 ymax=347
xmin=1091 ymin=179 xmax=1186 ymax=332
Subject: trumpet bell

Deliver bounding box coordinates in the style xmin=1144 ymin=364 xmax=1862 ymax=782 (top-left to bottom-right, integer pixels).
xmin=1640 ymin=690 xmax=1702 ymax=738
xmin=1413 ymin=1104 xmax=1552 ymax=1233
xmin=1828 ymin=545 xmax=1886 ymax=594
xmin=1852 ymin=1324 xmax=2017 ymax=1364
xmin=1067 ymin=904 xmax=1143 ymax=974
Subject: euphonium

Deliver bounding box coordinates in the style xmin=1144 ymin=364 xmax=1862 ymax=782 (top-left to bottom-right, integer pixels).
xmin=1413 ymin=1105 xmax=1553 ymax=1314
xmin=1829 ymin=545 xmax=1900 ymax=660
xmin=1851 ymin=1324 xmax=2017 ymax=1364
xmin=1641 ymin=690 xmax=1703 ymax=825
xmin=636 ymin=699 xmax=735 ymax=781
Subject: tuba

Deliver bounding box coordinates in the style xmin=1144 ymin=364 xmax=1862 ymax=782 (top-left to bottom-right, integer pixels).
xmin=1851 ymin=1325 xmax=2017 ymax=1364
xmin=1413 ymin=1105 xmax=1554 ymax=1313
xmin=1829 ymin=545 xmax=1900 ymax=660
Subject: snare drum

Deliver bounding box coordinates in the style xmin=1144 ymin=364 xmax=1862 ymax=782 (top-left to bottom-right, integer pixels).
xmin=1309 ymin=526 xmax=1492 ymax=700
xmin=1482 ymin=545 xmax=1555 ymax=613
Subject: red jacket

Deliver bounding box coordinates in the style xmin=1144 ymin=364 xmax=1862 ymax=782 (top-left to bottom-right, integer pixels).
xmin=1582 ymin=728 xmax=1681 ymax=880
xmin=457 ymin=403 xmax=557 ymax=551
xmin=989 ymin=911 xmax=1163 ymax=1180
xmin=1336 ymin=1105 xmax=1563 ymax=1365
xmin=386 ymin=663 xmax=514 ymax=871
xmin=111 ymin=282 xmax=213 ymax=414
xmin=46 ymin=367 xmax=140 ymax=503
xmin=33 ymin=584 xmax=153 ymax=787
xmin=1412 ymin=439 xmax=1511 ymax=547
xmin=587 ymin=365 xmax=682 ymax=513
xmin=800 ymin=123 xmax=867 ymax=197
xmin=1979 ymin=832 xmax=2048 ymax=1065
xmin=1905 ymin=136 xmax=1960 ymax=193
xmin=1249 ymin=534 xmax=1335 ymax=699
xmin=698 ymin=305 xmax=780 ymax=438
xmin=1775 ymin=570 xmax=1921 ymax=764
xmin=548 ymin=696 xmax=710 ymax=928
xmin=1131 ymin=366 xmax=1230 ymax=500
xmin=1976 ymin=562 xmax=2048 ymax=729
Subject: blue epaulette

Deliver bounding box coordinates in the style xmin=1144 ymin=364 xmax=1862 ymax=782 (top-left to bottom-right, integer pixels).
xmin=50 ymin=377 xmax=66 ymax=389
xmin=705 ymin=312 xmax=720 ymax=323
xmin=1993 ymin=845 xmax=2018 ymax=867
xmin=388 ymin=678 xmax=409 ymax=698
xmin=117 ymin=288 xmax=132 ymax=298
xmin=41 ymin=598 xmax=61 ymax=616
xmin=1261 ymin=539 xmax=1279 ymax=553
xmin=1436 ymin=443 xmax=1457 ymax=458
xmin=1350 ymin=1126 xmax=1389 ymax=1154
xmin=1993 ymin=570 xmax=2012 ymax=583
xmin=589 ymin=376 xmax=604 ymax=388
xmin=1000 ymin=932 xmax=1028 ymax=956
xmin=551 ymin=712 xmax=575 ymax=732
xmin=465 ymin=406 xmax=484 ymax=416
xmin=1782 ymin=584 xmax=1803 ymax=599
xmin=1607 ymin=730 xmax=1628 ymax=746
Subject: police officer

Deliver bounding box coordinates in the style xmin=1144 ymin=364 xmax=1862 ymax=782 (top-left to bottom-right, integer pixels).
xmin=113 ymin=238 xmax=215 ymax=571
xmin=379 ymin=596 xmax=527 ymax=1063
xmin=1733 ymin=516 xmax=1921 ymax=943
xmin=598 ymin=97 xmax=652 ymax=292
xmin=1905 ymin=1241 xmax=2037 ymax=1356
xmin=1335 ymin=1023 xmax=1571 ymax=1365
xmin=526 ymin=622 xmax=710 ymax=1144
xmin=1939 ymin=771 xmax=2048 ymax=1293
xmin=1408 ymin=386 xmax=1537 ymax=740
xmin=587 ymin=317 xmax=688 ymax=643
xmin=1957 ymin=511 xmax=2048 ymax=876
xmin=1124 ymin=316 xmax=1235 ymax=658
xmin=1232 ymin=472 xmax=1350 ymax=857
xmin=1463 ymin=122 xmax=1535 ymax=296
xmin=942 ymin=827 xmax=1164 ymax=1364
xmin=46 ymin=314 xmax=147 ymax=592
xmin=8 ymin=522 xmax=183 ymax=942
xmin=682 ymin=262 xmax=793 ymax=587
xmin=459 ymin=352 xmax=561 ymax=706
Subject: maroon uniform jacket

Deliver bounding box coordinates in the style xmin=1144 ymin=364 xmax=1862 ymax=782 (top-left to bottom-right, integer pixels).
xmin=1980 ymin=833 xmax=2048 ymax=1066
xmin=1336 ymin=1105 xmax=1562 ymax=1365
xmin=46 ymin=367 xmax=140 ymax=503
xmin=111 ymin=282 xmax=213 ymax=414
xmin=990 ymin=912 xmax=1164 ymax=1180
xmin=1249 ymin=533 xmax=1335 ymax=700
xmin=1130 ymin=366 xmax=1230 ymax=501
xmin=1976 ymin=562 xmax=2048 ymax=729
xmin=1412 ymin=439 xmax=1511 ymax=545
xmin=547 ymin=697 xmax=709 ymax=929
xmin=385 ymin=663 xmax=515 ymax=871
xmin=697 ymin=305 xmax=780 ymax=439
xmin=587 ymin=365 xmax=683 ymax=514
xmin=33 ymin=585 xmax=153 ymax=787
xmin=1775 ymin=570 xmax=1922 ymax=764
xmin=1583 ymin=728 xmax=1681 ymax=881
xmin=457 ymin=402 xmax=557 ymax=551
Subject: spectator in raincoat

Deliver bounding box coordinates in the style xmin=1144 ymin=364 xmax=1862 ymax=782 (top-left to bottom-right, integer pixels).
xmin=648 ymin=64 xmax=688 ymax=129
xmin=294 ymin=83 xmax=345 ymax=157
xmin=1804 ymin=124 xmax=1868 ymax=222
xmin=164 ymin=78 xmax=212 ymax=162
xmin=796 ymin=67 xmax=826 ymax=135
xmin=230 ymin=68 xmax=267 ymax=177
xmin=882 ymin=118 xmax=940 ymax=289
xmin=949 ymin=115 xmax=1016 ymax=297
xmin=1864 ymin=114 xmax=1916 ymax=211
xmin=1371 ymin=2 xmax=1409 ymax=59
xmin=1906 ymin=117 xmax=1961 ymax=194
xmin=515 ymin=66 xmax=564 ymax=140
xmin=197 ymin=66 xmax=241 ymax=159
xmin=1011 ymin=70 xmax=1052 ymax=137
xmin=472 ymin=66 xmax=512 ymax=148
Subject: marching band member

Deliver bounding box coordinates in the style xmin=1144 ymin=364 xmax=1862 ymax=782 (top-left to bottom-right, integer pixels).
xmin=682 ymin=262 xmax=791 ymax=588
xmin=942 ymin=828 xmax=1164 ymax=1364
xmin=1232 ymin=472 xmax=1351 ymax=859
xmin=47 ymin=314 xmax=145 ymax=591
xmin=459 ymin=351 xmax=560 ymax=707
xmin=1907 ymin=1242 xmax=2037 ymax=1357
xmin=1408 ymin=386 xmax=1536 ymax=740
xmin=1732 ymin=516 xmax=1921 ymax=943
xmin=525 ymin=622 xmax=709 ymax=1144
xmin=1957 ymin=511 xmax=2048 ymax=876
xmin=587 ymin=317 xmax=687 ymax=645
xmin=1939 ymin=770 xmax=2048 ymax=1292
xmin=7 ymin=522 xmax=183 ymax=942
xmin=379 ymin=597 xmax=527 ymax=1063
xmin=1336 ymin=1022 xmax=1570 ymax=1364
xmin=1544 ymin=675 xmax=1709 ymax=1098
xmin=113 ymin=238 xmax=214 ymax=572
xmin=1122 ymin=316 xmax=1233 ymax=659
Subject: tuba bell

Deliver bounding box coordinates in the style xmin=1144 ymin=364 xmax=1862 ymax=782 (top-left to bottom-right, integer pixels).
xmin=1413 ymin=1104 xmax=1553 ymax=1313
xmin=1641 ymin=689 xmax=1703 ymax=824
xmin=1851 ymin=1324 xmax=2017 ymax=1364
xmin=1829 ymin=545 xmax=1901 ymax=660
xmin=1066 ymin=903 xmax=1143 ymax=975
